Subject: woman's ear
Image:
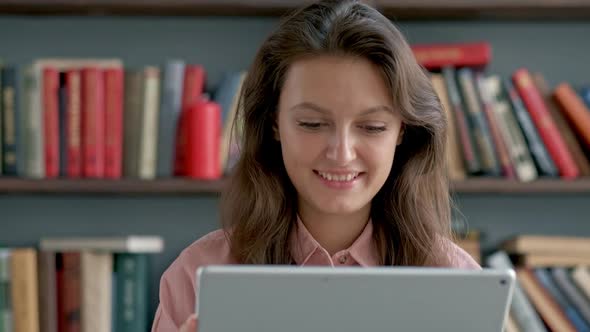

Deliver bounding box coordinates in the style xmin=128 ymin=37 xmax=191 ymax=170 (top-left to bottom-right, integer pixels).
xmin=273 ymin=122 xmax=280 ymax=141
xmin=396 ymin=123 xmax=405 ymax=146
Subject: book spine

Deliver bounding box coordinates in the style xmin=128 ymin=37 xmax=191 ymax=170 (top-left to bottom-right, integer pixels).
xmin=37 ymin=251 xmax=57 ymax=332
xmin=81 ymin=68 xmax=105 ymax=178
xmin=476 ymin=73 xmax=515 ymax=178
xmin=2 ymin=66 xmax=20 ymax=176
xmin=517 ymin=268 xmax=576 ymax=332
xmin=10 ymin=249 xmax=39 ymax=332
xmin=43 ymin=67 xmax=60 ymax=178
xmin=572 ymin=267 xmax=590 ymax=301
xmin=174 ymin=65 xmax=206 ymax=176
xmin=123 ymin=70 xmax=143 ymax=178
xmin=138 ymin=67 xmax=160 ymax=180
xmin=486 ymin=251 xmax=547 ymax=332
xmin=115 ymin=254 xmax=148 ymax=332
xmin=157 ymin=60 xmax=185 ymax=177
xmin=442 ymin=67 xmax=481 ymax=174
xmin=56 ymin=253 xmax=81 ymax=332
xmin=81 ymin=252 xmax=113 ymax=332
xmin=66 ymin=70 xmax=82 ymax=178
xmin=504 ymin=79 xmax=558 ymax=177
xmin=551 ymin=268 xmax=590 ymax=325
xmin=0 ymin=250 xmax=12 ymax=332
xmin=411 ymin=42 xmax=491 ymax=69
xmin=579 ymin=87 xmax=590 ymax=108
xmin=26 ymin=64 xmax=45 ymax=178
xmin=488 ymin=77 xmax=538 ymax=182
xmin=430 ymin=73 xmax=466 ymax=180
xmin=104 ymin=68 xmax=124 ymax=179
xmin=533 ymin=74 xmax=590 ymax=176
xmin=534 ymin=269 xmax=590 ymax=331
xmin=58 ymin=73 xmax=68 ymax=177
xmin=553 ymin=83 xmax=590 ymax=150
xmin=512 ymin=68 xmax=578 ymax=179
xmin=457 ymin=67 xmax=500 ymax=175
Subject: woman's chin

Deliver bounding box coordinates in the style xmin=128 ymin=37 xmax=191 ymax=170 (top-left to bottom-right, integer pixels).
xmin=313 ymin=200 xmax=368 ymax=216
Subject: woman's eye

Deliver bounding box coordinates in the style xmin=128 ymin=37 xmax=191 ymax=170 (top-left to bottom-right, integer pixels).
xmin=297 ymin=121 xmax=326 ymax=130
xmin=361 ymin=125 xmax=387 ymax=133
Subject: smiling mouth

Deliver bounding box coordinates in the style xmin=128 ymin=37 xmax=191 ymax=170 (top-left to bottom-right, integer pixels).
xmin=313 ymin=170 xmax=364 ymax=182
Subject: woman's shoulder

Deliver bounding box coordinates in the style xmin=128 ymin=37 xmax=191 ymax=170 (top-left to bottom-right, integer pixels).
xmin=444 ymin=238 xmax=482 ymax=270
xmin=160 ymin=228 xmax=237 ymax=287
xmin=154 ymin=229 xmax=236 ymax=329
xmin=168 ymin=229 xmax=236 ymax=276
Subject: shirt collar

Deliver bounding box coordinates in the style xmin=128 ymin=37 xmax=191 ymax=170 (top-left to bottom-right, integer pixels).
xmin=289 ymin=215 xmax=380 ymax=267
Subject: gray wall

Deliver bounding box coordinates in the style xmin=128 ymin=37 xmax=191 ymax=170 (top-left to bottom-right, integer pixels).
xmin=1 ymin=15 xmax=589 ymax=324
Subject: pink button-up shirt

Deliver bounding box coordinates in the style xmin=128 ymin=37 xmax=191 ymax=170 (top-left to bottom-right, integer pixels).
xmin=151 ymin=218 xmax=480 ymax=331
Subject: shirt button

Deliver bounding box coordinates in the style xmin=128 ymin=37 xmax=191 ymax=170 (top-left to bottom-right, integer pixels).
xmin=339 ymin=255 xmax=348 ymax=264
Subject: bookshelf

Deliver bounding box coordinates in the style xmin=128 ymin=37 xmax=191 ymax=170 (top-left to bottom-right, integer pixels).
xmin=1 ymin=1 xmax=590 ymax=329
xmin=2 ymin=178 xmax=590 ymax=195
xmin=0 ymin=0 xmax=589 ymax=19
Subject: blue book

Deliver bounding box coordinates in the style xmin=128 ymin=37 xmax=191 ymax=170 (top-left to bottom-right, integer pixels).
xmin=552 ymin=268 xmax=590 ymax=327
xmin=1 ymin=66 xmax=20 ymax=176
xmin=156 ymin=60 xmax=185 ymax=177
xmin=579 ymin=87 xmax=590 ymax=109
xmin=456 ymin=68 xmax=501 ymax=176
xmin=535 ymin=268 xmax=590 ymax=331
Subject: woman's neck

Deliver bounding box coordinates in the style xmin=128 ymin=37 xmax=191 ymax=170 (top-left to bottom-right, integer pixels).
xmin=298 ymin=204 xmax=371 ymax=256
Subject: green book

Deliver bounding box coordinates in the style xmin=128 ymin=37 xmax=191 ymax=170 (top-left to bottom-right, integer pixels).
xmin=0 ymin=249 xmax=12 ymax=332
xmin=115 ymin=253 xmax=148 ymax=332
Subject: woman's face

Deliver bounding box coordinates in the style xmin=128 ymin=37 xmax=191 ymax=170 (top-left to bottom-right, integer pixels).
xmin=276 ymin=55 xmax=403 ymax=218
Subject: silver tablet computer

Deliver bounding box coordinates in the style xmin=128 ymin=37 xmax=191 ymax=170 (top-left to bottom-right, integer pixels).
xmin=196 ymin=265 xmax=515 ymax=332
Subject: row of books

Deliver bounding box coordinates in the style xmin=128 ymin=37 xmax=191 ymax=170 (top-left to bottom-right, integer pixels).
xmin=0 ymin=235 xmax=163 ymax=332
xmin=0 ymin=58 xmax=247 ymax=180
xmin=457 ymin=234 xmax=590 ymax=332
xmin=3 ymin=42 xmax=588 ymax=183
xmin=427 ymin=45 xmax=590 ymax=182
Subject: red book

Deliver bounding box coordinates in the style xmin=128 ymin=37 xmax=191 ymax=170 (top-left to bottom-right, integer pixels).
xmin=512 ymin=68 xmax=579 ymax=179
xmin=81 ymin=67 xmax=106 ymax=178
xmin=56 ymin=253 xmax=81 ymax=332
xmin=554 ymin=83 xmax=590 ymax=149
xmin=174 ymin=65 xmax=206 ymax=176
xmin=66 ymin=70 xmax=82 ymax=178
xmin=411 ymin=42 xmax=491 ymax=70
xmin=104 ymin=68 xmax=124 ymax=179
xmin=185 ymin=100 xmax=222 ymax=179
xmin=475 ymin=73 xmax=515 ymax=179
xmin=43 ymin=67 xmax=60 ymax=178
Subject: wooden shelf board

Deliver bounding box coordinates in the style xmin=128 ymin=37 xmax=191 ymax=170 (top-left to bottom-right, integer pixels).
xmin=0 ymin=178 xmax=589 ymax=195
xmin=0 ymin=0 xmax=588 ymax=19
xmin=450 ymin=178 xmax=590 ymax=194
xmin=0 ymin=178 xmax=226 ymax=195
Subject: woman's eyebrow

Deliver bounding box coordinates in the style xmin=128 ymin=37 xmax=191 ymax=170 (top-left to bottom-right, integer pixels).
xmin=290 ymin=102 xmax=331 ymax=114
xmin=359 ymin=106 xmax=394 ymax=116
xmin=290 ymin=102 xmax=393 ymax=115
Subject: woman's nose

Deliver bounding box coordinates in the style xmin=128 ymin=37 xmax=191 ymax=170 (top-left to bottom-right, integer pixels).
xmin=325 ymin=129 xmax=356 ymax=165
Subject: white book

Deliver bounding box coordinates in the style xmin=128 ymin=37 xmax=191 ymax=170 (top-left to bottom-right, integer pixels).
xmin=40 ymin=235 xmax=164 ymax=253
xmin=573 ymin=266 xmax=590 ymax=301
xmin=81 ymin=251 xmax=113 ymax=332
xmin=487 ymin=251 xmax=547 ymax=332
xmin=139 ymin=66 xmax=161 ymax=180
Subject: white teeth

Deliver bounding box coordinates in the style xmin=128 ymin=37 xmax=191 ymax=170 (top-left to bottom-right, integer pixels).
xmin=318 ymin=171 xmax=359 ymax=182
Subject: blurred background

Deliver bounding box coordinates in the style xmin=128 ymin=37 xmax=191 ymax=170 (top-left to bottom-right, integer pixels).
xmin=0 ymin=1 xmax=590 ymax=331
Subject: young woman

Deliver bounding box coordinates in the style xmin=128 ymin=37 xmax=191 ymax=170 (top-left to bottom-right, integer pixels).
xmin=152 ymin=0 xmax=479 ymax=330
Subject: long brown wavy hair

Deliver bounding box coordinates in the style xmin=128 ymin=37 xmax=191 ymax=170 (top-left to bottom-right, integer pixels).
xmin=220 ymin=0 xmax=454 ymax=267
